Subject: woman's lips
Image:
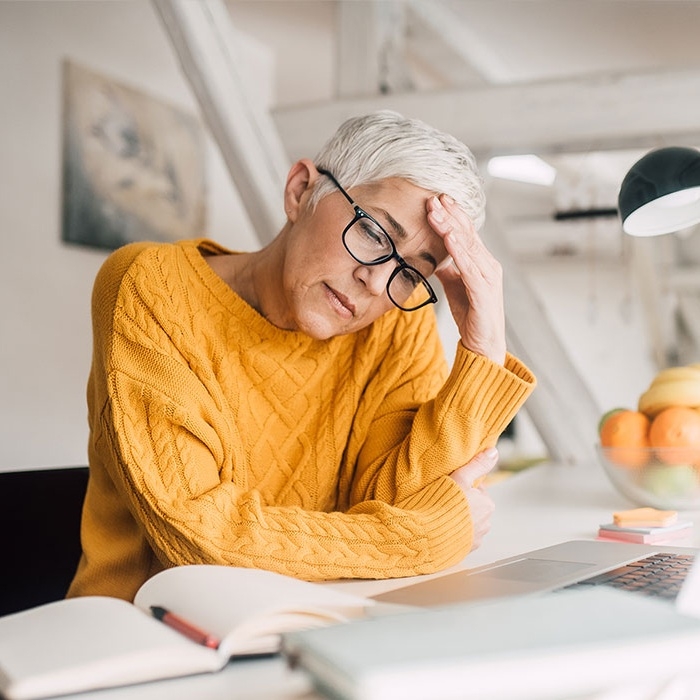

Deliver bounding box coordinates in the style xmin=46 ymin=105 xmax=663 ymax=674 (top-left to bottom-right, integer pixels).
xmin=325 ymin=284 xmax=355 ymax=317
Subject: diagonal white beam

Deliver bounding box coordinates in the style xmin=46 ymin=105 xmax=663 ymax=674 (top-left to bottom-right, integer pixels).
xmin=484 ymin=210 xmax=601 ymax=465
xmin=403 ymin=15 xmax=486 ymax=88
xmin=152 ymin=0 xmax=289 ymax=244
xmin=407 ymin=0 xmax=511 ymax=84
xmin=273 ymin=68 xmax=700 ymax=161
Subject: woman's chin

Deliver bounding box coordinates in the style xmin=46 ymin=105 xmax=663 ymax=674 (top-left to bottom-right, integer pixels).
xmin=295 ymin=309 xmax=354 ymax=340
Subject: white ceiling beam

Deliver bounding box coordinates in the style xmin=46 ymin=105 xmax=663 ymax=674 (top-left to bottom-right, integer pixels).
xmin=336 ymin=1 xmax=412 ymax=97
xmin=336 ymin=1 xmax=380 ymax=97
xmin=273 ymin=68 xmax=700 ymax=161
xmin=406 ymin=0 xmax=510 ymax=84
xmin=152 ymin=0 xmax=289 ymax=244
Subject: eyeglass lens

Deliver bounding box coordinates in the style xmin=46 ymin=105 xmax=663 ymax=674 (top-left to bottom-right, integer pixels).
xmin=344 ymin=217 xmax=433 ymax=310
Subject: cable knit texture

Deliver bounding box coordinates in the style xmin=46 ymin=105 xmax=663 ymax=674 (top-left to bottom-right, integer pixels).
xmin=67 ymin=239 xmax=536 ymax=601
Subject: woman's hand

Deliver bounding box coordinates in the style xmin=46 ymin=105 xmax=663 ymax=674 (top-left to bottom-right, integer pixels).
xmin=427 ymin=195 xmax=506 ymax=365
xmin=449 ymin=448 xmax=498 ymax=551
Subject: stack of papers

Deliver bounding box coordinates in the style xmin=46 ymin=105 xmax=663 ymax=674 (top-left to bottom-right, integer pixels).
xmin=598 ymin=507 xmax=693 ymax=544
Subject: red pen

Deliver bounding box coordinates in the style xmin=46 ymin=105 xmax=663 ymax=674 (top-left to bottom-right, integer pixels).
xmin=150 ymin=605 xmax=221 ymax=649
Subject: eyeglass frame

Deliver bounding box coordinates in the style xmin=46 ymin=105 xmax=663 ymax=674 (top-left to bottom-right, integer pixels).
xmin=316 ymin=168 xmax=438 ymax=312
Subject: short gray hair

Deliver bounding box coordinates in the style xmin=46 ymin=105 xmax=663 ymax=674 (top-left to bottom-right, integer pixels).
xmin=311 ymin=110 xmax=485 ymax=230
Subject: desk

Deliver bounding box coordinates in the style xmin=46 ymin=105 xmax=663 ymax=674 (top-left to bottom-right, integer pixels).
xmin=54 ymin=459 xmax=700 ymax=700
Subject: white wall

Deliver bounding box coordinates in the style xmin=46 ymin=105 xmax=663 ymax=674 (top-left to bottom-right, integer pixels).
xmin=0 ymin=0 xmax=661 ymax=471
xmin=0 ymin=1 xmax=261 ymax=470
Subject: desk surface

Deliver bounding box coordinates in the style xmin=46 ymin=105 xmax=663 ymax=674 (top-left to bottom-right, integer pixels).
xmin=54 ymin=458 xmax=700 ymax=700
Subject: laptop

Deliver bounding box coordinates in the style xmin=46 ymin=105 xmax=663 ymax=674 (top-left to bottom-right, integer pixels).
xmin=285 ymin=544 xmax=700 ymax=700
xmin=372 ymin=539 xmax=699 ymax=608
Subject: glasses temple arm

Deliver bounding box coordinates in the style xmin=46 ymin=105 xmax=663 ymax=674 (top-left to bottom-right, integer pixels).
xmin=316 ymin=167 xmax=355 ymax=207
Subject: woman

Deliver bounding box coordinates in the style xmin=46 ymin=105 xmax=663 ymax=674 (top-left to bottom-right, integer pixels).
xmin=68 ymin=111 xmax=536 ymax=602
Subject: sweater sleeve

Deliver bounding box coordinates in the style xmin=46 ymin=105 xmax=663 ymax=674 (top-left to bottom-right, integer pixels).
xmin=348 ymin=344 xmax=536 ymax=507
xmin=337 ymin=305 xmax=535 ymax=510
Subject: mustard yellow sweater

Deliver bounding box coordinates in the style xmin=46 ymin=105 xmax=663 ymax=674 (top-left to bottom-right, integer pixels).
xmin=68 ymin=239 xmax=535 ymax=601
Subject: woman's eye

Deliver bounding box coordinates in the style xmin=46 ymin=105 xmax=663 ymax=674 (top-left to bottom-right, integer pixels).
xmin=359 ymin=220 xmax=387 ymax=246
xmin=399 ymin=267 xmax=421 ymax=288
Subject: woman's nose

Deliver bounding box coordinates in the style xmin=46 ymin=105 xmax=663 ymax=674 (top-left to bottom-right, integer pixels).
xmin=354 ymin=262 xmax=394 ymax=297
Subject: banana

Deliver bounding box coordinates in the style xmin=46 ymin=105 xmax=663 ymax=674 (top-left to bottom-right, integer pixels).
xmin=650 ymin=366 xmax=700 ymax=385
xmin=638 ymin=378 xmax=700 ymax=417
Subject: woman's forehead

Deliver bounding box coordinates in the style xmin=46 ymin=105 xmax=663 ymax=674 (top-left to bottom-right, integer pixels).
xmin=350 ymin=178 xmax=433 ymax=230
xmin=352 ymin=176 xmax=432 ymax=202
xmin=353 ymin=178 xmax=448 ymax=267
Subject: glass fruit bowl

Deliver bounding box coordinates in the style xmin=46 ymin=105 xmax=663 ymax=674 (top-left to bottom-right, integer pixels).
xmin=598 ymin=445 xmax=700 ymax=510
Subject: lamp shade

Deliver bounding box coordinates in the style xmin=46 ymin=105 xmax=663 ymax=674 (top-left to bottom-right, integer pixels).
xmin=618 ymin=146 xmax=700 ymax=236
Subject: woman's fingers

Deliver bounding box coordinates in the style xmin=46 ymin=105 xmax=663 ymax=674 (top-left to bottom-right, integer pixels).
xmin=450 ymin=447 xmax=499 ymax=489
xmin=449 ymin=448 xmax=499 ymax=551
xmin=428 ymin=195 xmax=506 ymax=364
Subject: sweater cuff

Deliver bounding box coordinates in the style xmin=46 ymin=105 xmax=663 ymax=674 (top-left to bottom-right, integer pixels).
xmin=398 ymin=476 xmax=473 ymax=573
xmin=441 ymin=346 xmax=536 ymax=437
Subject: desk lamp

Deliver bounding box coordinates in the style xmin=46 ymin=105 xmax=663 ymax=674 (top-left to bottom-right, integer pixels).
xmin=618 ymin=146 xmax=700 ymax=236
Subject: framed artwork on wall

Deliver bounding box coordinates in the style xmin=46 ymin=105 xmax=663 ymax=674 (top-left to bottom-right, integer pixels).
xmin=61 ymin=60 xmax=207 ymax=251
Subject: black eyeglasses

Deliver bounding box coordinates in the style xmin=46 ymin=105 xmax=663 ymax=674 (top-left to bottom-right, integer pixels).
xmin=317 ymin=168 xmax=438 ymax=312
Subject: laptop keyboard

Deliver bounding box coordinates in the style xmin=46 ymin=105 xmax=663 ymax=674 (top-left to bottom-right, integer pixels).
xmin=562 ymin=552 xmax=696 ymax=600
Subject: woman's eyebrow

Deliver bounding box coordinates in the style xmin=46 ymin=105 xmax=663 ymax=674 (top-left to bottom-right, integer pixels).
xmin=380 ymin=209 xmax=437 ymax=270
xmin=381 ymin=209 xmax=408 ymax=241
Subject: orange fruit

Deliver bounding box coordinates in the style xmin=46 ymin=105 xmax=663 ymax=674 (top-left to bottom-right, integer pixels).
xmin=599 ymin=409 xmax=651 ymax=468
xmin=597 ymin=407 xmax=626 ymax=434
xmin=649 ymin=406 xmax=700 ymax=465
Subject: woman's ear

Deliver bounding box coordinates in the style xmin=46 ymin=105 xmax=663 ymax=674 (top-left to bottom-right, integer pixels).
xmin=284 ymin=159 xmax=319 ymax=222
